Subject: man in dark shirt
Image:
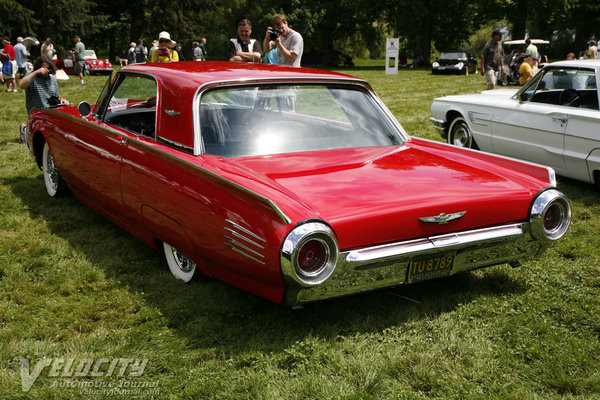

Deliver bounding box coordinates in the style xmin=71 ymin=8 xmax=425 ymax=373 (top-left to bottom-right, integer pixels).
xmin=228 ymin=19 xmax=262 ymax=63
xmin=480 ymin=30 xmax=505 ymax=89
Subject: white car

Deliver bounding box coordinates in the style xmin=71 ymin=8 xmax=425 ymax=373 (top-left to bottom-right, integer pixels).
xmin=430 ymin=60 xmax=600 ymax=186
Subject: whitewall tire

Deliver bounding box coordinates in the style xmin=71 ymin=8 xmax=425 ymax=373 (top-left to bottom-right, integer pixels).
xmin=42 ymin=142 xmax=67 ymax=197
xmin=163 ymin=242 xmax=197 ymax=282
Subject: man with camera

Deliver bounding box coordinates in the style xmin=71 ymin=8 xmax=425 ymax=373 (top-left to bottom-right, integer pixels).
xmin=263 ymin=13 xmax=303 ymax=67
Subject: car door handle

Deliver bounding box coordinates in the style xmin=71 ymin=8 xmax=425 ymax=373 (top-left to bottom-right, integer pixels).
xmin=116 ymin=135 xmax=127 ymax=145
xmin=552 ymin=116 xmax=568 ymax=124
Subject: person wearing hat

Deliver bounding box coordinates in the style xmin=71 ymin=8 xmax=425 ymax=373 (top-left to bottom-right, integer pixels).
xmin=586 ymin=40 xmax=597 ymax=59
xmin=480 ymin=29 xmax=505 ymax=90
xmin=14 ymin=37 xmax=30 ymax=83
xmin=519 ymin=54 xmax=536 ymax=85
xmin=41 ymin=38 xmax=56 ymax=60
xmin=1 ymin=37 xmax=17 ymax=92
xmin=174 ymin=43 xmax=185 ymax=61
xmin=150 ymin=32 xmax=179 ymax=62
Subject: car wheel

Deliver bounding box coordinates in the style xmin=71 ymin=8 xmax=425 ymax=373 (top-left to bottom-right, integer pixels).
xmin=163 ymin=242 xmax=197 ymax=282
xmin=448 ymin=117 xmax=478 ymax=149
xmin=42 ymin=142 xmax=67 ymax=197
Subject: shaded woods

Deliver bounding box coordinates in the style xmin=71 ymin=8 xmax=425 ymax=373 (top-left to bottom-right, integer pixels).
xmin=1 ymin=0 xmax=599 ymax=65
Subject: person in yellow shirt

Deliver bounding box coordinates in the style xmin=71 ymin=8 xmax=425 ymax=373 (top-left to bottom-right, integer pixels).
xmin=150 ymin=31 xmax=179 ymax=62
xmin=519 ymin=55 xmax=535 ymax=85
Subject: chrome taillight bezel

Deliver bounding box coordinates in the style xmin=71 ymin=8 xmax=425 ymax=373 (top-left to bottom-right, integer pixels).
xmin=281 ymin=222 xmax=339 ymax=286
xmin=530 ymin=188 xmax=571 ymax=241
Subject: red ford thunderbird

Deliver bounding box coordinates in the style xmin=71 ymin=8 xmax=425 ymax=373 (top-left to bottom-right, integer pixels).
xmin=23 ymin=62 xmax=570 ymax=306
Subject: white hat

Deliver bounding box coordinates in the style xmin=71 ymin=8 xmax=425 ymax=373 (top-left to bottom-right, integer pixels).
xmin=158 ymin=31 xmax=176 ymax=48
xmin=17 ymin=37 xmax=24 ymax=43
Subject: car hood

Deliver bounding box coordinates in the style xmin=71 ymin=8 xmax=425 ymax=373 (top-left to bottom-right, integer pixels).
xmin=230 ymin=141 xmax=547 ymax=250
xmin=435 ymin=89 xmax=519 ymax=107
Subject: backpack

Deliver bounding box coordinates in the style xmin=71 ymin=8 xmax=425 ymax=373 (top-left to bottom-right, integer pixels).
xmin=2 ymin=60 xmax=12 ymax=75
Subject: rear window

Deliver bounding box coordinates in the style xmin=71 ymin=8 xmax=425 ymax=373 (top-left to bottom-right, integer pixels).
xmin=198 ymin=84 xmax=404 ymax=157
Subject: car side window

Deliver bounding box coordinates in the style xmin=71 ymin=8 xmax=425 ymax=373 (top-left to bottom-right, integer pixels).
xmin=527 ymin=68 xmax=598 ymax=110
xmin=103 ymin=75 xmax=158 ymax=138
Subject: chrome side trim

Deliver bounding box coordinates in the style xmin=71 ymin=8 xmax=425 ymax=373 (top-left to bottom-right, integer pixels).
xmin=224 ymin=243 xmax=266 ymax=265
xmin=225 ymin=219 xmax=267 ymax=245
xmin=224 ymin=220 xmax=267 ymax=265
xmin=282 ymin=222 xmax=547 ymax=306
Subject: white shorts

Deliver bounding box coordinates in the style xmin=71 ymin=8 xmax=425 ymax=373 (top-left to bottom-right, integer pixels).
xmin=485 ymin=69 xmax=497 ymax=86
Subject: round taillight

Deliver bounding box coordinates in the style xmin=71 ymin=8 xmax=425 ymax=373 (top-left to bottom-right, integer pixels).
xmin=543 ymin=203 xmax=563 ymax=232
xmin=280 ymin=222 xmax=339 ymax=286
xmin=530 ymin=189 xmax=571 ymax=241
xmin=297 ymin=239 xmax=328 ymax=275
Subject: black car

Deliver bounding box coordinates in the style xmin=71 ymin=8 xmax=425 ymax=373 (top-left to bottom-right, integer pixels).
xmin=432 ymin=52 xmax=477 ymax=75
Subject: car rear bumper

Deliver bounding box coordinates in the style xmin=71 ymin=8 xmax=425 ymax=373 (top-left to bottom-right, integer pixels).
xmin=283 ymin=222 xmax=546 ymax=305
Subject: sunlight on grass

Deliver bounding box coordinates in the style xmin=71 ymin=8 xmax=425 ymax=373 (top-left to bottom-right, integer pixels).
xmin=0 ymin=64 xmax=599 ymax=398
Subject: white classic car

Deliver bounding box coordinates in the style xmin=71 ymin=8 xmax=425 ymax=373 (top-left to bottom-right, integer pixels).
xmin=430 ymin=60 xmax=600 ymax=187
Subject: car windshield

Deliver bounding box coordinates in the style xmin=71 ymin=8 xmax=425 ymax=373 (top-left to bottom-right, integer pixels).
xmin=440 ymin=52 xmax=467 ymax=60
xmin=517 ymin=67 xmax=598 ymax=110
xmin=198 ymin=84 xmax=405 ymax=157
xmin=83 ymin=50 xmax=97 ymax=59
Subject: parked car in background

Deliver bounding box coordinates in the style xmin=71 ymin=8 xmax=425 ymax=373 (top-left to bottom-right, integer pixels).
xmin=430 ymin=59 xmax=600 ymax=187
xmin=55 ymin=49 xmax=113 ymax=75
xmin=23 ymin=62 xmax=570 ymax=306
xmin=432 ymin=52 xmax=477 ymax=75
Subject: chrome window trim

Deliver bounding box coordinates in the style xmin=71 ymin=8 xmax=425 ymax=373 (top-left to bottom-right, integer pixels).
xmin=192 ymin=78 xmax=411 ymax=157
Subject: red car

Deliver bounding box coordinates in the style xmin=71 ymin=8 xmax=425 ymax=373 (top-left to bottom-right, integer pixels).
xmin=55 ymin=50 xmax=113 ymax=75
xmin=23 ymin=62 xmax=570 ymax=306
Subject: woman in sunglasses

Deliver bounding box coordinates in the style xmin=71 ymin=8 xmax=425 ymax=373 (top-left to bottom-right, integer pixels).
xmin=150 ymin=32 xmax=179 ymax=63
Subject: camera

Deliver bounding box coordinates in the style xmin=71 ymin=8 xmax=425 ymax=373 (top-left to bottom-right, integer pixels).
xmin=269 ymin=27 xmax=283 ymax=41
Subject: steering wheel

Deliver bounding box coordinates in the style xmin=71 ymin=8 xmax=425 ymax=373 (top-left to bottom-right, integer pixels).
xmin=559 ymin=88 xmax=580 ymax=106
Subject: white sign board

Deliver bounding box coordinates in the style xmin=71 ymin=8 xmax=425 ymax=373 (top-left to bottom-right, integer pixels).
xmin=385 ymin=38 xmax=399 ymax=75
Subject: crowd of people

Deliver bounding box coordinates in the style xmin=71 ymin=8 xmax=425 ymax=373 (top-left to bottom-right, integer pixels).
xmin=480 ymin=29 xmax=599 ymax=89
xmin=3 ymin=14 xmax=599 ymax=117
xmin=0 ymin=12 xmax=304 ymax=117
xmin=114 ymin=13 xmax=303 ymax=67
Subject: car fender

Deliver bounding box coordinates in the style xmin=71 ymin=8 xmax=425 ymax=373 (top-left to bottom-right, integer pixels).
xmin=432 ymin=99 xmax=493 ymax=150
xmin=586 ymin=148 xmax=600 ymax=184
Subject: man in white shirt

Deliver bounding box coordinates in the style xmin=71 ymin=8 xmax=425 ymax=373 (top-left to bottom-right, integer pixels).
xmin=263 ymin=13 xmax=303 ymax=67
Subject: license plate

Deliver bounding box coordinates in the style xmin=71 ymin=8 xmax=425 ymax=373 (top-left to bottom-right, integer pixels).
xmin=408 ymin=253 xmax=455 ymax=283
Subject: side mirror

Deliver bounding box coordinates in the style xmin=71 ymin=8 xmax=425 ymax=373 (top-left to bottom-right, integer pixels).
xmin=78 ymin=101 xmax=92 ymax=117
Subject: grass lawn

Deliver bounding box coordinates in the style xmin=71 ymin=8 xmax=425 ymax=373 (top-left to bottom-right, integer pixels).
xmin=0 ymin=62 xmax=599 ymax=399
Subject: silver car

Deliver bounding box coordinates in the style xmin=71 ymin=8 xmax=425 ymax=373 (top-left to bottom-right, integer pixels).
xmin=430 ymin=60 xmax=600 ymax=187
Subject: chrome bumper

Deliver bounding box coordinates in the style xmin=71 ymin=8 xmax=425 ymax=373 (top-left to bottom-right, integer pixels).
xmin=283 ymin=222 xmax=545 ymax=305
xmin=429 ymin=116 xmax=446 ymax=131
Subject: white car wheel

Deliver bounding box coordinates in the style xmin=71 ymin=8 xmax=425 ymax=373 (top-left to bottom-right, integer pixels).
xmin=42 ymin=142 xmax=67 ymax=197
xmin=448 ymin=117 xmax=476 ymax=149
xmin=163 ymin=242 xmax=197 ymax=282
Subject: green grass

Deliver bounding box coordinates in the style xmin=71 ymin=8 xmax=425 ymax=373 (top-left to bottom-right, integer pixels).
xmin=0 ymin=63 xmax=599 ymax=399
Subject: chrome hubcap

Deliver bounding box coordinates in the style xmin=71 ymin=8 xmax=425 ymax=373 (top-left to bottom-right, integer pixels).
xmin=46 ymin=150 xmax=59 ymax=190
xmin=172 ymin=248 xmax=196 ymax=273
xmin=451 ymin=123 xmax=471 ymax=147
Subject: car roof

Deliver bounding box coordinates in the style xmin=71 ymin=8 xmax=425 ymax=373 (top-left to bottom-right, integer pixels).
xmin=117 ymin=62 xmax=371 ymax=153
xmin=544 ymin=59 xmax=600 ymax=68
xmin=504 ymin=39 xmax=549 ymax=45
xmin=120 ymin=61 xmax=366 ymax=90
